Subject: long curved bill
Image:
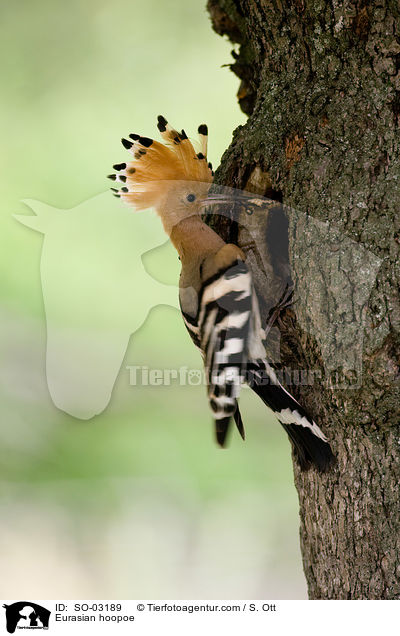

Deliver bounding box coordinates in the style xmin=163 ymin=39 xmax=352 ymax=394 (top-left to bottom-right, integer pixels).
xmin=199 ymin=192 xmax=267 ymax=211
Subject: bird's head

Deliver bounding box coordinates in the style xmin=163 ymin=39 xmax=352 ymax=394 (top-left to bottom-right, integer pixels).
xmin=109 ymin=116 xmax=214 ymax=235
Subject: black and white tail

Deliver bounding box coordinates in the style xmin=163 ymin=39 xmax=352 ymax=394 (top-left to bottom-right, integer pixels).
xmin=248 ymin=359 xmax=335 ymax=472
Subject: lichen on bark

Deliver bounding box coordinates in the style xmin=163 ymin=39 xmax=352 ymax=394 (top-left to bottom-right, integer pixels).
xmin=207 ymin=0 xmax=400 ymax=599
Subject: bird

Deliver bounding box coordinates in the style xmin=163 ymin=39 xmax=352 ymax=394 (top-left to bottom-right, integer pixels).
xmin=108 ymin=115 xmax=335 ymax=471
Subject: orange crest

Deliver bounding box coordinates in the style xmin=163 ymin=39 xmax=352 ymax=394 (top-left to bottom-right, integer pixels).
xmin=109 ymin=116 xmax=214 ymax=211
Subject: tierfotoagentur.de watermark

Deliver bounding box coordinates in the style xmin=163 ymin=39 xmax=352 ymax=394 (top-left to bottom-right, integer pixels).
xmin=126 ymin=365 xmax=362 ymax=389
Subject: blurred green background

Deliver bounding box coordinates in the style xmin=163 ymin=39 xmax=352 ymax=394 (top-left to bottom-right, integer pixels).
xmin=0 ymin=0 xmax=306 ymax=598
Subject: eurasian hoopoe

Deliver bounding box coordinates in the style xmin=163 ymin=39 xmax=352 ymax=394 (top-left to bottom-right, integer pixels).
xmin=109 ymin=115 xmax=335 ymax=471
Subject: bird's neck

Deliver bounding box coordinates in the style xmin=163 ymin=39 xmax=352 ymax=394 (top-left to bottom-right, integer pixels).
xmin=169 ymin=215 xmax=225 ymax=261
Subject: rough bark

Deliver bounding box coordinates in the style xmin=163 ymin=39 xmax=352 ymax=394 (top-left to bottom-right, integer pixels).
xmin=206 ymin=0 xmax=400 ymax=599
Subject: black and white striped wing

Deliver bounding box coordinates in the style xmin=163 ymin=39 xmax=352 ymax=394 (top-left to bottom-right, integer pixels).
xmin=181 ymin=310 xmax=202 ymax=351
xmin=198 ymin=260 xmax=253 ymax=434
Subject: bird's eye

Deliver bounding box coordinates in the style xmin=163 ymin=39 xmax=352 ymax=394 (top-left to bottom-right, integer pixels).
xmin=186 ymin=193 xmax=196 ymax=203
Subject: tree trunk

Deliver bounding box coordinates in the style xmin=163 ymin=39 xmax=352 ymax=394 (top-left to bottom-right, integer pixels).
xmin=206 ymin=0 xmax=400 ymax=599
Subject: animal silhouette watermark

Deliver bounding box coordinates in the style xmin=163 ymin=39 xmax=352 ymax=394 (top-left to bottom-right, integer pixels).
xmin=15 ymin=192 xmax=180 ymax=419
